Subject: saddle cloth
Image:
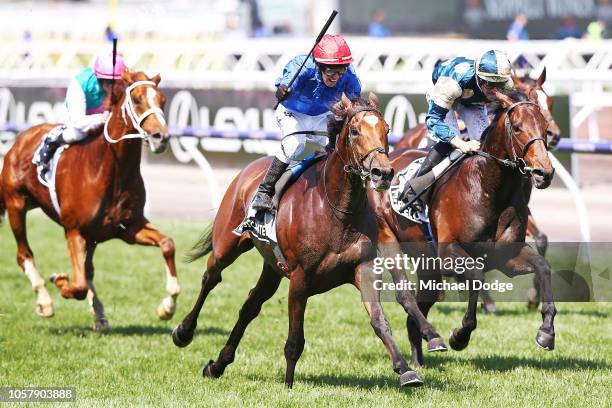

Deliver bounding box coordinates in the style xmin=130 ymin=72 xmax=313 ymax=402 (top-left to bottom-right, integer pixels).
xmin=31 ymin=126 xmax=66 ymax=215
xmin=388 ymin=157 xmax=430 ymax=224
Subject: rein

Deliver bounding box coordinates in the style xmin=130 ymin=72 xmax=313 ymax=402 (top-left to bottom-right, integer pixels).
xmin=103 ymin=80 xmax=165 ymax=144
xmin=476 ymin=101 xmax=546 ymax=175
xmin=324 ymin=107 xmax=388 ymax=215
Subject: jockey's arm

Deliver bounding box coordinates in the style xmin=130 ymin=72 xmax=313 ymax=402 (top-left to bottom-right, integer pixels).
xmin=65 ymin=79 xmax=108 ymax=133
xmin=426 ymin=77 xmax=479 ymax=153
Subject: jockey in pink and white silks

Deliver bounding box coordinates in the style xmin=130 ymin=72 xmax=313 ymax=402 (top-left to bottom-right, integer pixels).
xmin=251 ymin=34 xmax=362 ymax=213
xmin=399 ymin=49 xmax=515 ymax=212
xmin=37 ymin=52 xmax=127 ymax=175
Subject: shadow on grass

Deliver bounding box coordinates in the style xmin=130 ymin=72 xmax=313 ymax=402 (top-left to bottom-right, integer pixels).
xmin=47 ymin=324 xmax=229 ymax=337
xmin=434 ymin=304 xmax=609 ymax=318
xmin=295 ymin=372 xmax=454 ymax=391
xmin=420 ymin=352 xmax=611 ymax=372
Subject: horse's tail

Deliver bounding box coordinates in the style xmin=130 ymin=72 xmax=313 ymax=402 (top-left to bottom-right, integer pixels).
xmin=186 ymin=223 xmax=214 ymax=263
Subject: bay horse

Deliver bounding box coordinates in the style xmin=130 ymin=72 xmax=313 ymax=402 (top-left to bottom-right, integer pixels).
xmin=394 ymin=69 xmax=560 ymax=308
xmin=172 ymin=94 xmax=446 ymax=388
xmin=0 ymin=71 xmax=180 ymax=331
xmin=370 ymin=90 xmax=556 ymax=367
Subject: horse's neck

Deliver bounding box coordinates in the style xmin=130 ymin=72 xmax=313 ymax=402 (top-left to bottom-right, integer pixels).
xmin=94 ymin=104 xmax=143 ymax=177
xmin=471 ymin=121 xmax=522 ymax=201
xmin=322 ymin=151 xmax=366 ymax=219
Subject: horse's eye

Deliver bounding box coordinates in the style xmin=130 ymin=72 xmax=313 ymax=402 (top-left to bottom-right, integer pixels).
xmin=349 ymin=127 xmax=359 ymax=136
xmin=133 ymin=97 xmax=142 ymax=105
xmin=513 ymin=125 xmax=521 ymax=132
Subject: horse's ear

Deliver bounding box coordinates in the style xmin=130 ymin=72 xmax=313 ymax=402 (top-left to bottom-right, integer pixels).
xmin=368 ymin=92 xmax=379 ymax=109
xmin=536 ymin=67 xmax=546 ymax=87
xmin=151 ymin=73 xmax=161 ymax=85
xmin=492 ymin=89 xmax=513 ymax=109
xmin=121 ymin=71 xmax=133 ymax=85
xmin=341 ymin=94 xmax=353 ymax=115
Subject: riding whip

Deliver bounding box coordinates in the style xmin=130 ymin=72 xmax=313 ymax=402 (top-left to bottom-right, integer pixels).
xmin=111 ymin=37 xmax=117 ymax=105
xmin=273 ymin=10 xmax=338 ymax=110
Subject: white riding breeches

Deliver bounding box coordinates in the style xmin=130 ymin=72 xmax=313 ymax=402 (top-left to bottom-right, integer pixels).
xmin=444 ymin=102 xmax=489 ymax=141
xmin=274 ymin=104 xmax=329 ymax=164
xmin=61 ymin=126 xmax=88 ymax=143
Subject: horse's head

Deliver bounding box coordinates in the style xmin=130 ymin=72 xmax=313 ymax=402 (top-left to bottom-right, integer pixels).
xmin=331 ymin=93 xmax=394 ymax=191
xmin=490 ymin=90 xmax=554 ymax=189
xmin=118 ymin=71 xmax=170 ymax=154
xmin=512 ymin=68 xmax=561 ymax=148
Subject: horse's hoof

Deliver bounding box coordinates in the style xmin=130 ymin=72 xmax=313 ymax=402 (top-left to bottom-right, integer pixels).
xmin=399 ymin=370 xmax=423 ymax=387
xmin=36 ymin=303 xmax=54 ymax=318
xmin=49 ymin=273 xmax=68 ymax=285
xmin=449 ymin=329 xmax=470 ymax=351
xmin=172 ymin=325 xmax=193 ymax=348
xmin=427 ymin=337 xmax=448 ymax=352
xmin=481 ymin=302 xmax=497 ymax=314
xmin=535 ymin=329 xmax=555 ymax=351
xmin=202 ymin=360 xmax=219 ymax=378
xmin=157 ymin=304 xmax=175 ymax=321
xmin=93 ymin=318 xmax=111 ymax=333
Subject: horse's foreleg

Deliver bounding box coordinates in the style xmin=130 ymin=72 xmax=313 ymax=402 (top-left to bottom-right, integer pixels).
xmin=84 ymin=243 xmax=110 ymax=332
xmin=377 ymin=239 xmax=446 ymax=356
xmin=51 ymin=229 xmax=88 ymax=300
xmin=203 ymin=264 xmax=282 ymax=379
xmin=357 ymin=262 xmax=423 ymax=387
xmin=6 ymin=195 xmax=54 ymax=317
xmin=499 ymin=244 xmax=556 ymax=350
xmin=526 ymin=212 xmax=545 ymax=311
xmin=439 ymin=243 xmax=482 ymax=351
xmin=407 ymin=265 xmax=442 ymax=368
xmin=124 ymin=222 xmax=180 ymax=320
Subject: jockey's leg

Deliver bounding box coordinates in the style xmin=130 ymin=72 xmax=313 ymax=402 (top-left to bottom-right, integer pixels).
xmin=399 ymin=141 xmax=454 ymax=212
xmin=326 ymin=113 xmax=343 ymax=152
xmin=455 ymin=103 xmax=489 ymax=142
xmin=252 ymin=106 xmax=306 ymax=212
xmin=51 ymin=229 xmax=89 ymax=300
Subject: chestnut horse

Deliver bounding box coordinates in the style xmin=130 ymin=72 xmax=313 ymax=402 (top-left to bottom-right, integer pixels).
xmin=0 ymin=71 xmax=179 ymax=331
xmin=173 ymin=94 xmax=445 ymax=388
xmin=370 ymin=90 xmax=556 ymax=367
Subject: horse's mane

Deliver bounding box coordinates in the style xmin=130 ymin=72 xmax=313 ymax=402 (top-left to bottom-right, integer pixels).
xmin=481 ymin=90 xmax=529 ymax=141
xmin=330 ymin=96 xmax=376 ymax=119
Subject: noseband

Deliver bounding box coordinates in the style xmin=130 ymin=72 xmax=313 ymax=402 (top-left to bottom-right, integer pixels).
xmin=478 ymin=101 xmax=546 ymax=175
xmin=104 ymin=80 xmax=165 ymax=144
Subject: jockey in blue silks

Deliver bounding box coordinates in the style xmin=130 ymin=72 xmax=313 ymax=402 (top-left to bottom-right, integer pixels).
xmin=251 ymin=34 xmax=362 ymax=212
xmin=400 ymin=49 xmax=515 ymax=212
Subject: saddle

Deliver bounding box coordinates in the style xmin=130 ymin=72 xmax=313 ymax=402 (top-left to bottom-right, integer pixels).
xmin=233 ymin=152 xmax=326 ymax=273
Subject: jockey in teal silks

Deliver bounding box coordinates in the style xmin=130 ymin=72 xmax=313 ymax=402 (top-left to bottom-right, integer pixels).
xmin=399 ymin=49 xmax=515 ymax=212
xmin=37 ymin=52 xmax=127 ymax=176
xmin=251 ymin=34 xmax=362 ymax=213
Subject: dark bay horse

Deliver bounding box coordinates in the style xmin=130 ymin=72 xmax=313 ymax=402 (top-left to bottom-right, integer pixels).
xmin=0 ymin=71 xmax=179 ymax=331
xmin=371 ymin=90 xmax=556 ymax=367
xmin=173 ymin=94 xmax=444 ymax=387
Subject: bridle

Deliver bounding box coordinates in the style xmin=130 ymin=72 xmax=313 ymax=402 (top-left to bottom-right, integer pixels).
xmin=324 ymin=107 xmax=389 ymax=214
xmin=476 ymin=101 xmax=546 ymax=175
xmin=103 ymin=80 xmax=165 ymax=143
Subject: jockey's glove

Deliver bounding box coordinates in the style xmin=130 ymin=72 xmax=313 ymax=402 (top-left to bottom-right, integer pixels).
xmin=275 ymin=85 xmax=291 ymax=102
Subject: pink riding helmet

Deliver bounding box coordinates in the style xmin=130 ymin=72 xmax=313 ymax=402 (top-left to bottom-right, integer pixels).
xmin=93 ymin=52 xmax=127 ymax=79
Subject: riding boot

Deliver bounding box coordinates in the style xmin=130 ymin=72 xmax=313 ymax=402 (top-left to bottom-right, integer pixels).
xmin=38 ymin=135 xmax=65 ymax=177
xmin=325 ymin=114 xmax=343 ymax=154
xmin=399 ymin=142 xmax=451 ymax=212
xmin=252 ymin=158 xmax=289 ymax=212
